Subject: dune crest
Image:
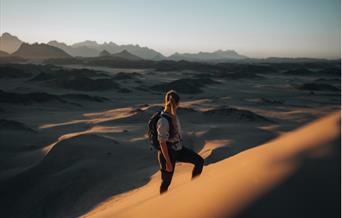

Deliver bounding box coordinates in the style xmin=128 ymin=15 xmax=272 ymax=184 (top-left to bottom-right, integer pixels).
xmin=84 ymin=111 xmax=340 ymax=218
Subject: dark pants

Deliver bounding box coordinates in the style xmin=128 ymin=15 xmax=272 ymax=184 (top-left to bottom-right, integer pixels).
xmin=158 ymin=146 xmax=204 ymax=194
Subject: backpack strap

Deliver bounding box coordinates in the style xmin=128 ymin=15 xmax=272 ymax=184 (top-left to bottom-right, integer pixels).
xmin=160 ymin=111 xmax=175 ymax=139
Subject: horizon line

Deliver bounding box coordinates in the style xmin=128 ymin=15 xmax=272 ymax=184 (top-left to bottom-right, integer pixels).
xmin=1 ymin=32 xmax=340 ymax=60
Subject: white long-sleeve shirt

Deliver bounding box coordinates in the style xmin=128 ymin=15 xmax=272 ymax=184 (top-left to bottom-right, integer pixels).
xmin=156 ymin=112 xmax=183 ymax=150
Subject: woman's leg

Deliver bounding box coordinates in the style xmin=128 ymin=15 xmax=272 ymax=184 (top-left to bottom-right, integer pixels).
xmin=177 ymin=146 xmax=204 ymax=178
xmin=158 ymin=149 xmax=176 ymax=194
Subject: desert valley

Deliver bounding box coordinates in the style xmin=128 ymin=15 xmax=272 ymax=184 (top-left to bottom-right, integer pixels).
xmin=0 ymin=32 xmax=340 ymax=218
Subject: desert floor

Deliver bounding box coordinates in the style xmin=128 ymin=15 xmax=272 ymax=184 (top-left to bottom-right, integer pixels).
xmin=0 ymin=62 xmax=340 ymax=218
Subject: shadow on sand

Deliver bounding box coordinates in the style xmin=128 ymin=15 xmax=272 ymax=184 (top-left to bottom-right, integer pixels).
xmin=235 ymin=121 xmax=341 ymax=218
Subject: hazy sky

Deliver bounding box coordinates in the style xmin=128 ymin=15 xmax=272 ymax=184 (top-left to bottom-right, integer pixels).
xmin=0 ymin=0 xmax=340 ymax=58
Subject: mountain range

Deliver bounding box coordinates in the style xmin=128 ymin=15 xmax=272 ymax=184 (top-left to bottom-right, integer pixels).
xmin=0 ymin=32 xmax=248 ymax=61
xmin=0 ymin=33 xmax=22 ymax=53
xmin=0 ymin=50 xmax=10 ymax=57
xmin=12 ymin=43 xmax=71 ymax=59
xmin=98 ymin=50 xmax=111 ymax=57
xmin=110 ymin=50 xmax=143 ymax=61
xmin=56 ymin=40 xmax=165 ymax=60
xmin=168 ymin=50 xmax=247 ymax=62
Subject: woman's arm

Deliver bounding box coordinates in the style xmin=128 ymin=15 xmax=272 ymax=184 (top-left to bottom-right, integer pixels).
xmin=157 ymin=117 xmax=173 ymax=172
xmin=160 ymin=141 xmax=173 ymax=172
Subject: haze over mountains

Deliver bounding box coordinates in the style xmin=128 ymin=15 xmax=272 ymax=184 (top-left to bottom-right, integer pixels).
xmin=1 ymin=32 xmax=339 ymax=63
xmin=47 ymin=40 xmax=164 ymax=60
xmin=0 ymin=33 xmax=23 ymax=54
xmin=0 ymin=50 xmax=10 ymax=57
xmin=169 ymin=50 xmax=247 ymax=61
xmin=0 ymin=32 xmax=247 ymax=62
xmin=98 ymin=50 xmax=111 ymax=57
xmin=12 ymin=43 xmax=71 ymax=60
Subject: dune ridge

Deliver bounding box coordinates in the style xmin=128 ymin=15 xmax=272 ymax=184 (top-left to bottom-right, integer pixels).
xmin=0 ymin=60 xmax=339 ymax=218
xmin=84 ymin=111 xmax=340 ymax=218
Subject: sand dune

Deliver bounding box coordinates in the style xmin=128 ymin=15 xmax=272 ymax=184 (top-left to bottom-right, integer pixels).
xmin=203 ymin=107 xmax=272 ymax=122
xmin=85 ymin=111 xmax=340 ymax=218
xmin=150 ymin=78 xmax=219 ymax=94
xmin=112 ymin=72 xmax=143 ymax=80
xmin=29 ymin=68 xmax=109 ymax=81
xmin=297 ymin=82 xmax=340 ymax=92
xmin=61 ymin=94 xmax=109 ymax=103
xmin=0 ymin=62 xmax=339 ymax=218
xmin=0 ymin=64 xmax=32 ymax=78
xmin=102 ymin=104 xmax=272 ymax=125
xmin=0 ymin=119 xmax=36 ymax=132
xmin=0 ymin=132 xmax=158 ymax=218
xmin=0 ymin=89 xmax=67 ymax=104
xmin=0 ymin=89 xmax=108 ymax=106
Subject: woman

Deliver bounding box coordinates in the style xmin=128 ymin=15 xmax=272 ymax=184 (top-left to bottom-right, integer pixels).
xmin=157 ymin=90 xmax=204 ymax=194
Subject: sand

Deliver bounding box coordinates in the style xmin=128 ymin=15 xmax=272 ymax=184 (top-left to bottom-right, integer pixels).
xmin=83 ymin=111 xmax=340 ymax=218
xmin=0 ymin=62 xmax=340 ymax=218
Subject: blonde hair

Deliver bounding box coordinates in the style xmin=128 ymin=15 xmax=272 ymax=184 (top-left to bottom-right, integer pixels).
xmin=164 ymin=90 xmax=180 ymax=118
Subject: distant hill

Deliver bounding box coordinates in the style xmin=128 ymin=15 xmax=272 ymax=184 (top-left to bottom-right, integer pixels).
xmin=111 ymin=50 xmax=143 ymax=61
xmin=48 ymin=41 xmax=98 ymax=57
xmin=0 ymin=50 xmax=10 ymax=57
xmin=0 ymin=32 xmax=23 ymax=54
xmin=98 ymin=49 xmax=111 ymax=57
xmin=12 ymin=43 xmax=72 ymax=59
xmin=3 ymin=33 xmax=250 ymax=62
xmin=4 ymin=32 xmax=331 ymax=64
xmin=168 ymin=50 xmax=247 ymax=62
xmin=48 ymin=39 xmax=164 ymax=60
xmin=72 ymin=40 xmax=100 ymax=48
xmin=115 ymin=44 xmax=165 ymax=60
xmin=152 ymin=53 xmax=166 ymax=61
xmin=264 ymin=57 xmax=329 ymax=63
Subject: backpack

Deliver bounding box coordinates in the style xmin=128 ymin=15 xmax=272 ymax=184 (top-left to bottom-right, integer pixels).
xmin=147 ymin=111 xmax=174 ymax=150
